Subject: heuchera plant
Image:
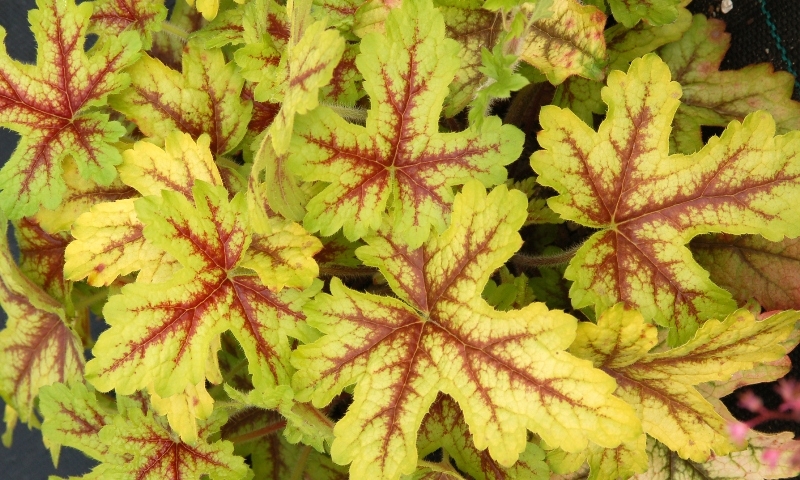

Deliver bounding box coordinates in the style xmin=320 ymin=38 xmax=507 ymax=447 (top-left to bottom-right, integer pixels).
xmin=3 ymin=0 xmax=800 ymax=478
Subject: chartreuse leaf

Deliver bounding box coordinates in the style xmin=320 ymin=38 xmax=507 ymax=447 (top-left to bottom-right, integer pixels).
xmin=147 ymin=380 xmax=215 ymax=445
xmin=586 ymin=435 xmax=648 ymax=480
xmin=89 ymin=0 xmax=168 ymax=49
xmin=607 ymin=0 xmax=681 ymax=27
xmin=416 ymin=394 xmax=549 ymax=480
xmin=40 ymin=382 xmax=115 ymax=463
xmin=519 ymin=0 xmax=606 ymax=85
xmin=692 ymin=234 xmax=800 ymax=312
xmin=0 ymin=218 xmax=84 ymax=425
xmin=553 ymin=7 xmax=692 ymax=125
xmin=0 ymin=0 xmax=141 ymax=219
xmin=33 ymin=155 xmax=135 ymax=234
xmin=43 ymin=382 xmax=250 ymax=480
xmin=65 ymin=132 xmax=222 ymax=286
xmin=531 ymin=54 xmax=800 ymax=345
xmin=635 ymin=433 xmax=800 ymax=479
xmin=186 ymin=0 xmax=245 ymax=21
xmin=660 ymin=14 xmax=800 ymax=155
xmin=247 ymin=16 xmax=345 ymax=226
xmin=570 ymin=304 xmax=800 ymax=462
xmin=110 ymin=42 xmax=252 ymax=156
xmin=291 ymin=0 xmax=523 ymax=248
xmin=292 ymin=181 xmax=640 ymax=480
xmin=85 ymin=181 xmax=320 ymax=410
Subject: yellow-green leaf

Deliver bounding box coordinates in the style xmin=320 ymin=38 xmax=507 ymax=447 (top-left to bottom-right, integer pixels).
xmin=293 ymin=181 xmax=640 ymax=480
xmin=570 ymin=304 xmax=800 ymax=462
xmin=0 ymin=219 xmax=84 ymax=424
xmin=110 ymin=43 xmax=252 ymax=156
xmin=531 ymin=54 xmax=800 ymax=344
xmin=290 ymin=0 xmax=523 ymax=248
xmin=519 ymin=0 xmax=606 ymax=85
xmin=0 ymin=0 xmax=140 ymax=218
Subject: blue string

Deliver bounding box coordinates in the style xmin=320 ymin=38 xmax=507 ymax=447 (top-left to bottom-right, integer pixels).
xmin=758 ymin=0 xmax=800 ymax=93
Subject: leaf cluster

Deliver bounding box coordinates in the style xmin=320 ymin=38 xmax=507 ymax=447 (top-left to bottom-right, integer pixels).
xmin=1 ymin=0 xmax=800 ymax=478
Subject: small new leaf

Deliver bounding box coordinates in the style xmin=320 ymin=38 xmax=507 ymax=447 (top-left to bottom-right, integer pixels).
xmin=532 ymin=54 xmax=800 ymax=345
xmin=0 ymin=0 xmax=141 ymax=218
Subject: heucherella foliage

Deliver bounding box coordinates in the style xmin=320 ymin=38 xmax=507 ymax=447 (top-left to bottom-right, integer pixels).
xmin=0 ymin=0 xmax=141 ymax=219
xmin=532 ymin=54 xmax=800 ymax=346
xmin=292 ymin=181 xmax=640 ymax=479
xmin=289 ymin=0 xmax=524 ymax=248
xmin=4 ymin=0 xmax=800 ymax=478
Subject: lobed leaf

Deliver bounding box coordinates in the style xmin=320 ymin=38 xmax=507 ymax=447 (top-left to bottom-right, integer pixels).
xmin=0 ymin=0 xmax=141 ymax=218
xmin=293 ymin=181 xmax=640 ymax=480
xmin=692 ymin=234 xmax=800 ymax=311
xmin=14 ymin=217 xmax=70 ymax=302
xmin=65 ymin=132 xmax=223 ymax=286
xmin=532 ymin=54 xmax=800 ymax=344
xmin=89 ymin=0 xmax=168 ymax=49
xmin=110 ymin=43 xmax=252 ymax=156
xmin=519 ymin=0 xmax=606 ymax=85
xmin=291 ymin=0 xmax=523 ymax=248
xmin=85 ymin=181 xmax=320 ymax=407
xmin=0 ymin=219 xmax=84 ymax=424
xmin=570 ymin=304 xmax=800 ymax=462
xmin=660 ymin=15 xmax=800 ymax=154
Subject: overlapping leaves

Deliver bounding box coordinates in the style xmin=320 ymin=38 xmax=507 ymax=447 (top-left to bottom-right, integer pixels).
xmin=570 ymin=304 xmax=799 ymax=463
xmin=0 ymin=217 xmax=84 ymax=425
xmin=292 ymin=181 xmax=640 ymax=480
xmin=0 ymin=0 xmax=140 ymax=219
xmin=532 ymin=54 xmax=800 ymax=345
xmin=289 ymin=0 xmax=523 ymax=248
xmin=84 ymin=179 xmax=321 ymax=406
xmin=40 ymin=382 xmax=249 ymax=480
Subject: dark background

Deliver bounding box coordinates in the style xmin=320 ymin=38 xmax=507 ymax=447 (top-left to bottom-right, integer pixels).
xmin=0 ymin=0 xmax=799 ymax=478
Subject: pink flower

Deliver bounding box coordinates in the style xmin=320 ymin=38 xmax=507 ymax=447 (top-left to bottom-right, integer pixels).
xmin=762 ymin=448 xmax=781 ymax=468
xmin=728 ymin=422 xmax=749 ymax=444
xmin=739 ymin=390 xmax=763 ymax=412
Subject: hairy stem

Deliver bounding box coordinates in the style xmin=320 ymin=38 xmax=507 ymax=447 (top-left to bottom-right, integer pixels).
xmin=318 ymin=264 xmax=377 ymax=278
xmin=160 ymin=21 xmax=190 ymax=42
xmin=511 ymin=243 xmax=583 ymax=269
xmin=227 ymin=420 xmax=288 ymax=444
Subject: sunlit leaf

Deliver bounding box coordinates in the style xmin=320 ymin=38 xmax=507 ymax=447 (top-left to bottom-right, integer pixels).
xmin=553 ymin=7 xmax=692 ymax=125
xmin=291 ymin=0 xmax=523 ymax=248
xmin=65 ymin=132 xmax=223 ymax=286
xmin=89 ymin=0 xmax=168 ymax=49
xmin=0 ymin=0 xmax=141 ymax=218
xmin=293 ymin=181 xmax=640 ymax=480
xmin=570 ymin=304 xmax=800 ymax=462
xmin=660 ymin=14 xmax=800 ymax=154
xmin=531 ymin=54 xmax=800 ymax=344
xmin=110 ymin=43 xmax=252 ymax=156
xmin=85 ymin=181 xmax=320 ymax=407
xmin=519 ymin=0 xmax=606 ymax=85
